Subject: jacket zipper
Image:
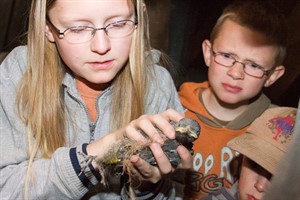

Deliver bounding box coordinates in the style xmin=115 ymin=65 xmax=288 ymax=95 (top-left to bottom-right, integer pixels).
xmin=66 ymin=88 xmax=99 ymax=143
xmin=89 ymin=123 xmax=96 ymax=143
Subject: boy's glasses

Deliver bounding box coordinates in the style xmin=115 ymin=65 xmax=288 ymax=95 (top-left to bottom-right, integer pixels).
xmin=47 ymin=19 xmax=138 ymax=44
xmin=212 ymin=50 xmax=274 ymax=78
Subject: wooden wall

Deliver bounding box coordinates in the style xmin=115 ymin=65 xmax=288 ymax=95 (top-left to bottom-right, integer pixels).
xmin=0 ymin=0 xmax=30 ymax=52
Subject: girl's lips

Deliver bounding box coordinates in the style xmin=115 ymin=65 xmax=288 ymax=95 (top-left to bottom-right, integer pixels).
xmin=87 ymin=60 xmax=114 ymax=70
xmin=222 ymin=83 xmax=242 ymax=93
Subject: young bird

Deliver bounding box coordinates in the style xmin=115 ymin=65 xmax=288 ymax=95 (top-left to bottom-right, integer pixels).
xmin=100 ymin=118 xmax=201 ymax=174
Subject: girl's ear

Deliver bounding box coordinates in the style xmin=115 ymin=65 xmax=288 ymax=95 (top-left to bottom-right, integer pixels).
xmin=202 ymin=39 xmax=212 ymax=67
xmin=264 ymin=65 xmax=285 ymax=87
xmin=45 ymin=24 xmax=55 ymax=42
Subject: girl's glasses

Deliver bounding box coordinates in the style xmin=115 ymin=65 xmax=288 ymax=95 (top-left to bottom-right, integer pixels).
xmin=47 ymin=19 xmax=138 ymax=44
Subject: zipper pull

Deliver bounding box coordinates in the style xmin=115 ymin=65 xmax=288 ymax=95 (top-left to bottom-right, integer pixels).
xmin=89 ymin=124 xmax=96 ymax=143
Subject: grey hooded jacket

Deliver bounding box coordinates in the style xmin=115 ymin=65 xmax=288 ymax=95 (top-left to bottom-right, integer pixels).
xmin=0 ymin=46 xmax=184 ymax=199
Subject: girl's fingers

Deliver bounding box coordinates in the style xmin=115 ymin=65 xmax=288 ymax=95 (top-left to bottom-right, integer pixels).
xmin=160 ymin=108 xmax=184 ymax=122
xmin=130 ymin=155 xmax=161 ymax=183
xmin=130 ymin=142 xmax=175 ymax=183
xmin=124 ymin=124 xmax=149 ymax=143
xmin=124 ymin=109 xmax=184 ymax=143
xmin=176 ymin=145 xmax=193 ymax=169
xmin=149 ymin=143 xmax=173 ymax=174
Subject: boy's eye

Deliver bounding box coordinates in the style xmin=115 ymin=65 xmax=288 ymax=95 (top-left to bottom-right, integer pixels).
xmin=246 ymin=62 xmax=261 ymax=69
xmin=220 ymin=52 xmax=233 ymax=59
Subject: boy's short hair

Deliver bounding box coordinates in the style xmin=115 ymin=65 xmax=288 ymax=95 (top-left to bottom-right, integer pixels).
xmin=210 ymin=0 xmax=288 ymax=66
xmin=228 ymin=107 xmax=297 ymax=174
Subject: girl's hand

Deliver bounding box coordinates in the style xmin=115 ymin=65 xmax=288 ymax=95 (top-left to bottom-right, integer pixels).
xmin=87 ymin=109 xmax=192 ymax=181
xmin=121 ymin=109 xmax=192 ymax=186
xmin=123 ymin=109 xmax=184 ymax=144
xmin=129 ymin=142 xmax=192 ymax=185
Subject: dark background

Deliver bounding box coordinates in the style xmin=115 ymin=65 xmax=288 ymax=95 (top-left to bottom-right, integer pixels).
xmin=0 ymin=0 xmax=299 ymax=107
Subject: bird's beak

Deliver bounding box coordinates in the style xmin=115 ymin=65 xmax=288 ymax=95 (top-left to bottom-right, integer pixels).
xmin=175 ymin=127 xmax=199 ymax=139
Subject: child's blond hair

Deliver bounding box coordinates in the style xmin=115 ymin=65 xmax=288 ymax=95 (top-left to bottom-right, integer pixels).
xmin=210 ymin=0 xmax=287 ymax=66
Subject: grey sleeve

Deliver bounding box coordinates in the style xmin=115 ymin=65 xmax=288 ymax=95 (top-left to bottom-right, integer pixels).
xmin=0 ymin=47 xmax=102 ymax=199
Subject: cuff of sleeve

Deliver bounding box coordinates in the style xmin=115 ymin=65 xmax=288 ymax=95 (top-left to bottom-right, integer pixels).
xmin=70 ymin=143 xmax=102 ymax=189
xmin=82 ymin=144 xmax=102 ymax=181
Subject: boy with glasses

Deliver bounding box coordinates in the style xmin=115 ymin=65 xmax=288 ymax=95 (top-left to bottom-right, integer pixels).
xmin=178 ymin=1 xmax=288 ymax=199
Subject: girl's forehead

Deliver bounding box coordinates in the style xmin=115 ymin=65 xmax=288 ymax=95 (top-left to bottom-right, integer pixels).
xmin=49 ymin=0 xmax=134 ymax=19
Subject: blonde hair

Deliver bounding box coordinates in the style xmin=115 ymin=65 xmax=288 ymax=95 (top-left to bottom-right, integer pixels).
xmin=210 ymin=0 xmax=287 ymax=66
xmin=17 ymin=0 xmax=153 ymax=196
xmin=111 ymin=0 xmax=152 ymax=131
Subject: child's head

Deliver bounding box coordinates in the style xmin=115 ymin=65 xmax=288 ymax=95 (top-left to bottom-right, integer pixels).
xmin=28 ymin=0 xmax=151 ymax=86
xmin=202 ymin=0 xmax=287 ymax=105
xmin=45 ymin=0 xmax=137 ymax=84
xmin=19 ymin=0 xmax=152 ymax=157
xmin=210 ymin=0 xmax=287 ymax=66
xmin=228 ymin=107 xmax=297 ymax=200
xmin=40 ymin=0 xmax=150 ymax=84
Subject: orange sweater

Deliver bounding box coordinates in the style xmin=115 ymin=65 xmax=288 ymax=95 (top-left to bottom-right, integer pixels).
xmin=178 ymin=81 xmax=272 ymax=199
xmin=76 ymin=79 xmax=102 ymax=122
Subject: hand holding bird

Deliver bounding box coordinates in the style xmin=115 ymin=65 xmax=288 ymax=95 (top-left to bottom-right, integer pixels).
xmin=96 ymin=118 xmax=201 ymax=176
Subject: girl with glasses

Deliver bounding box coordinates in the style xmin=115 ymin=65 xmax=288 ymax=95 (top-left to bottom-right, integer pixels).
xmin=0 ymin=0 xmax=190 ymax=199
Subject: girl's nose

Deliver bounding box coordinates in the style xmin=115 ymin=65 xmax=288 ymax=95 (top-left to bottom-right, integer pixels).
xmin=226 ymin=62 xmax=245 ymax=80
xmin=90 ymin=30 xmax=111 ymax=55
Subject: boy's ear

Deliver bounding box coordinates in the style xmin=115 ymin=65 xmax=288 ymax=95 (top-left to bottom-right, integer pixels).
xmin=264 ymin=65 xmax=285 ymax=87
xmin=45 ymin=25 xmax=55 ymax=42
xmin=202 ymin=39 xmax=212 ymax=67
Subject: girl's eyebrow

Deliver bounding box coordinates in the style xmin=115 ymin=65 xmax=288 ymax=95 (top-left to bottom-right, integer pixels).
xmin=61 ymin=13 xmax=135 ymax=26
xmin=106 ymin=12 xmax=135 ymax=21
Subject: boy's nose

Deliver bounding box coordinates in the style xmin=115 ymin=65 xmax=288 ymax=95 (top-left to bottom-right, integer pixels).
xmin=90 ymin=31 xmax=111 ymax=55
xmin=254 ymin=176 xmax=269 ymax=193
xmin=226 ymin=62 xmax=245 ymax=79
